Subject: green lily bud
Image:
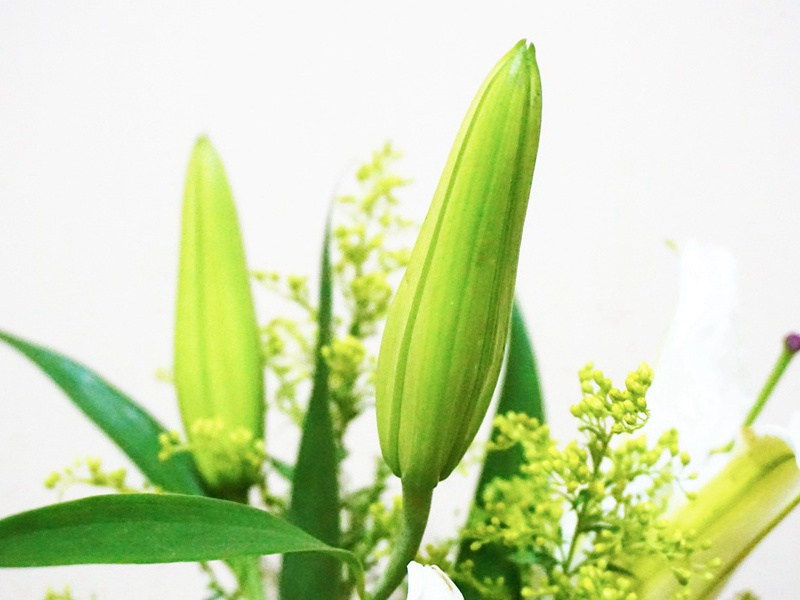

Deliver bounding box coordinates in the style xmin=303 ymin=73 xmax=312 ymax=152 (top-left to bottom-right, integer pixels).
xmin=174 ymin=136 xmax=265 ymax=496
xmin=631 ymin=430 xmax=800 ymax=598
xmin=375 ymin=40 xmax=542 ymax=493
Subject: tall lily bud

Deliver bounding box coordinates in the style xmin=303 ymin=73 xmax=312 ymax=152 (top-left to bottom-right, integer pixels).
xmin=174 ymin=136 xmax=265 ymax=495
xmin=376 ymin=41 xmax=542 ymax=492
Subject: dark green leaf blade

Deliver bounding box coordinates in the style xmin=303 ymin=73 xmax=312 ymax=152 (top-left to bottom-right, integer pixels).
xmin=0 ymin=330 xmax=206 ymax=496
xmin=0 ymin=494 xmax=357 ymax=572
xmin=491 ymin=300 xmax=545 ymax=431
xmin=457 ymin=301 xmax=545 ymax=599
xmin=280 ymin=213 xmax=341 ymax=600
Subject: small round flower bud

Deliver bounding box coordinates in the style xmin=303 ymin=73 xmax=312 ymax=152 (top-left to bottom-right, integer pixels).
xmin=785 ymin=332 xmax=800 ymax=355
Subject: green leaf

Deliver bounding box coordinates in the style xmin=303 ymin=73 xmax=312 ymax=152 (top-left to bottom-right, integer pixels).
xmin=474 ymin=301 xmax=545 ymax=488
xmin=280 ymin=213 xmax=341 ymax=600
xmin=0 ymin=494 xmax=360 ymax=579
xmin=456 ymin=301 xmax=545 ymax=599
xmin=0 ymin=330 xmax=206 ymax=496
xmin=495 ymin=301 xmax=546 ymax=424
xmin=267 ymin=455 xmax=295 ymax=482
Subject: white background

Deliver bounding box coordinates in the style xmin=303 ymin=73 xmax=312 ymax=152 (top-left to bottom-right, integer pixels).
xmin=2 ymin=2 xmax=800 ymax=598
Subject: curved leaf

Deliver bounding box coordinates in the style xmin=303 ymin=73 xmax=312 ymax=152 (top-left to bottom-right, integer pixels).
xmin=0 ymin=330 xmax=206 ymax=496
xmin=456 ymin=301 xmax=545 ymax=599
xmin=280 ymin=212 xmax=341 ymax=600
xmin=0 ymin=494 xmax=359 ymax=577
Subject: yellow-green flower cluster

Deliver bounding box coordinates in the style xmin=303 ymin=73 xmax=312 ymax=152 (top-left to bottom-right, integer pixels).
xmin=338 ymin=460 xmax=399 ymax=594
xmin=533 ymin=562 xmax=638 ymax=600
xmin=322 ymin=334 xmax=369 ymax=427
xmin=571 ymin=362 xmax=651 ymax=436
xmin=334 ymin=142 xmax=413 ymax=339
xmin=44 ymin=457 xmax=143 ymax=496
xmin=461 ymin=363 xmax=715 ymax=600
xmin=158 ymin=419 xmax=265 ymax=494
xmin=43 ymin=587 xmax=85 ymax=600
xmin=246 ymin=148 xmax=414 ymax=598
xmin=255 ymin=143 xmax=412 ymax=440
xmin=257 ymin=311 xmax=313 ymax=425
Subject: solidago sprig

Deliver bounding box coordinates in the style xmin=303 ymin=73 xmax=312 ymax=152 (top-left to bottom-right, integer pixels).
xmin=44 ymin=458 xmax=149 ymax=497
xmin=254 ymin=142 xmax=412 ymax=442
xmin=460 ymin=363 xmax=716 ymax=600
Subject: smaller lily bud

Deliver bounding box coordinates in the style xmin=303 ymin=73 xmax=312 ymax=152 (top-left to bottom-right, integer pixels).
xmin=174 ymin=136 xmax=265 ymax=496
xmin=376 ymin=40 xmax=542 ymax=492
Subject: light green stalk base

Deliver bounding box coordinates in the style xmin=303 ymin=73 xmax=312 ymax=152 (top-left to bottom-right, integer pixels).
xmin=743 ymin=344 xmax=797 ymax=427
xmin=370 ymin=485 xmax=434 ymax=600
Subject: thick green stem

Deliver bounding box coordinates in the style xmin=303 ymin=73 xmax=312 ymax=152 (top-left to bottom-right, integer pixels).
xmin=370 ymin=484 xmax=434 ymax=600
xmin=743 ymin=340 xmax=798 ymax=427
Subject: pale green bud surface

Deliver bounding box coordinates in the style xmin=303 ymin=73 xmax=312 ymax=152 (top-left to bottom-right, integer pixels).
xmin=174 ymin=136 xmax=265 ymax=494
xmin=631 ymin=430 xmax=800 ymax=598
xmin=376 ymin=40 xmax=542 ymax=492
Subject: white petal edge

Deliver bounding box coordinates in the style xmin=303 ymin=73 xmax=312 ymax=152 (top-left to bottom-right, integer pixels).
xmin=646 ymin=241 xmax=750 ymax=462
xmin=754 ymin=411 xmax=800 ymax=469
xmin=407 ymin=561 xmax=465 ymax=600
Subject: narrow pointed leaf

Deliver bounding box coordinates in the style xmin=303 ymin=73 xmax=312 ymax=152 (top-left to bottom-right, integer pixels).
xmin=0 ymin=330 xmax=206 ymax=496
xmin=457 ymin=301 xmax=545 ymax=599
xmin=267 ymin=455 xmax=295 ymax=482
xmin=0 ymin=494 xmax=359 ymax=575
xmin=280 ymin=213 xmax=341 ymax=600
xmin=492 ymin=301 xmax=546 ymax=430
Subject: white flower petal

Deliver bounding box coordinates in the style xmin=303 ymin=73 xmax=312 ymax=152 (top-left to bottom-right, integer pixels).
xmin=406 ymin=561 xmax=464 ymax=600
xmin=647 ymin=241 xmax=751 ymax=462
xmin=755 ymin=410 xmax=800 ymax=469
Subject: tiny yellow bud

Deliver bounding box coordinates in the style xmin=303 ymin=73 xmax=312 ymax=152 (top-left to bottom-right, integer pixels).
xmin=44 ymin=472 xmax=60 ymax=489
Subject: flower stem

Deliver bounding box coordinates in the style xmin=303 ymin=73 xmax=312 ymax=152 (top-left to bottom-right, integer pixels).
xmin=228 ymin=556 xmax=265 ymax=600
xmin=743 ymin=334 xmax=800 ymax=427
xmin=563 ymin=434 xmax=609 ymax=574
xmin=370 ymin=484 xmax=434 ymax=600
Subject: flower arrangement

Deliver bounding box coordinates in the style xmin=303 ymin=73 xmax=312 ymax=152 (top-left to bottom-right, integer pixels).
xmin=1 ymin=39 xmax=798 ymax=600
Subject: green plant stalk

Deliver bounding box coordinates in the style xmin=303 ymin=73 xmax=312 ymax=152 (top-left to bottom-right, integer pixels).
xmin=743 ymin=344 xmax=797 ymax=427
xmin=229 ymin=556 xmax=265 ymax=600
xmin=562 ymin=434 xmax=610 ymax=575
xmin=369 ymin=485 xmax=434 ymax=600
